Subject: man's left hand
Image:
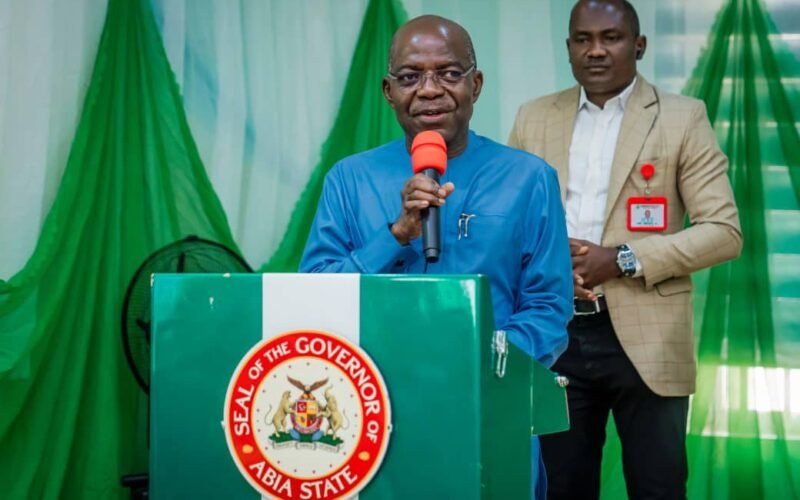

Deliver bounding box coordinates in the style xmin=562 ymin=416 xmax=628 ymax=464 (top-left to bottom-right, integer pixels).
xmin=570 ymin=238 xmax=620 ymax=290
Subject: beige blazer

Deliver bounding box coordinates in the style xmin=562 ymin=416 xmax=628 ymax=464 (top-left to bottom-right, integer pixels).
xmin=509 ymin=76 xmax=742 ymax=396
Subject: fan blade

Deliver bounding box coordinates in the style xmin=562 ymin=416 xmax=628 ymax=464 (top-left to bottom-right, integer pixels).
xmin=177 ymin=251 xmax=187 ymax=272
xmin=136 ymin=318 xmax=152 ymax=343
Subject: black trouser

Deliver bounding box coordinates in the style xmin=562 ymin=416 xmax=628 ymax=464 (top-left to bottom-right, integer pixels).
xmin=541 ymin=311 xmax=689 ymax=500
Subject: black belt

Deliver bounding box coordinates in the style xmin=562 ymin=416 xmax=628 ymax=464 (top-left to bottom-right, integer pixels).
xmin=573 ymin=295 xmax=608 ymax=316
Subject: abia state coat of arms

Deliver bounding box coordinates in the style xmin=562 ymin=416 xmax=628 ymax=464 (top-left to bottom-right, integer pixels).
xmin=223 ymin=330 xmax=391 ymax=500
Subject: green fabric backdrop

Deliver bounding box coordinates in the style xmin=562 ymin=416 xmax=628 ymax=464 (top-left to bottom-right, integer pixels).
xmin=0 ymin=0 xmax=798 ymax=498
xmin=0 ymin=0 xmax=237 ymax=497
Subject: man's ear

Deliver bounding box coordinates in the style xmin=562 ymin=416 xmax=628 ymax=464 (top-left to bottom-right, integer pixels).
xmin=471 ymin=70 xmax=484 ymax=103
xmin=635 ymin=35 xmax=647 ymax=60
xmin=382 ymin=78 xmax=395 ymax=108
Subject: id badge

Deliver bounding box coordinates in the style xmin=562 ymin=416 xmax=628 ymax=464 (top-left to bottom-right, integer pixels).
xmin=627 ymin=196 xmax=667 ymax=231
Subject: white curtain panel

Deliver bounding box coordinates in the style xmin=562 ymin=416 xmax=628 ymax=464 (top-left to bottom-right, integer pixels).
xmin=151 ymin=0 xmax=369 ymax=267
xmin=0 ymin=0 xmax=107 ymax=278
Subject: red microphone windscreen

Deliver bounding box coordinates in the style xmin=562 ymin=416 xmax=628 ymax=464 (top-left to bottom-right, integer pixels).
xmin=411 ymin=131 xmax=447 ymax=175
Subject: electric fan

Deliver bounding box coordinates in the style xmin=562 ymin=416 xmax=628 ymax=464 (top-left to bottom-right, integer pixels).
xmin=121 ymin=235 xmax=252 ymax=393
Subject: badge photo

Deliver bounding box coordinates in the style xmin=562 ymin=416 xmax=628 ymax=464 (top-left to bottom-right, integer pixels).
xmin=627 ymin=196 xmax=667 ymax=231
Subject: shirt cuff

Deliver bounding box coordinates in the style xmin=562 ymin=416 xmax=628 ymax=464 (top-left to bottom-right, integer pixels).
xmin=350 ymin=223 xmax=419 ymax=273
xmin=629 ymin=244 xmax=644 ymax=278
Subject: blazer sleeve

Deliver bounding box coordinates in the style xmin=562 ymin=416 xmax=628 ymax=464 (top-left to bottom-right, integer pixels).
xmin=628 ymin=101 xmax=743 ymax=288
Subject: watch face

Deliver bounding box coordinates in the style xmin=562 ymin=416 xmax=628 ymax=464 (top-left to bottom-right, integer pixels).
xmin=617 ymin=246 xmax=636 ymax=276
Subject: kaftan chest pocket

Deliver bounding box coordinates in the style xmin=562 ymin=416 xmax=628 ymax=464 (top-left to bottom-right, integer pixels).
xmin=446 ymin=213 xmax=520 ymax=265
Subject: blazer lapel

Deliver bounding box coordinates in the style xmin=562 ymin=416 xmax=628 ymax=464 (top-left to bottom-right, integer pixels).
xmin=547 ymin=86 xmax=580 ymax=202
xmin=603 ymin=77 xmax=659 ymax=228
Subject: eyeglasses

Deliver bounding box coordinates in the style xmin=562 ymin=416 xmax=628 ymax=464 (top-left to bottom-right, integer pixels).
xmin=387 ymin=65 xmax=476 ymax=90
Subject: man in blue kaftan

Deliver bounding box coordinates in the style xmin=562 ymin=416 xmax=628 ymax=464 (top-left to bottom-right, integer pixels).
xmin=299 ymin=15 xmax=572 ymax=498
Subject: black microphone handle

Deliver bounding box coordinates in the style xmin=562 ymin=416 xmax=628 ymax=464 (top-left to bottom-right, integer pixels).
xmin=421 ymin=168 xmax=441 ymax=263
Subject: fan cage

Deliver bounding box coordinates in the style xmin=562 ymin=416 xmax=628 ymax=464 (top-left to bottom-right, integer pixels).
xmin=121 ymin=236 xmax=252 ymax=393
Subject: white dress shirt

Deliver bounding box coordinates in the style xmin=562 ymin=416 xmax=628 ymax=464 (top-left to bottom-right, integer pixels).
xmin=567 ymin=78 xmax=641 ymax=282
xmin=567 ymin=78 xmax=636 ymax=243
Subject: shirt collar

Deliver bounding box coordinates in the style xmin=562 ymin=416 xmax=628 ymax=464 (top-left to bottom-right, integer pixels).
xmin=578 ymin=77 xmax=637 ymax=112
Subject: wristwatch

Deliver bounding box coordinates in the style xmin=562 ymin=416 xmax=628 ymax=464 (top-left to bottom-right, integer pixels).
xmin=616 ymin=244 xmax=637 ymax=278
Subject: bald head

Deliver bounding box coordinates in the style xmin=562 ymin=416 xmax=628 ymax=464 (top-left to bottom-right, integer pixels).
xmin=570 ymin=0 xmax=640 ymax=37
xmin=388 ymin=15 xmax=476 ymax=71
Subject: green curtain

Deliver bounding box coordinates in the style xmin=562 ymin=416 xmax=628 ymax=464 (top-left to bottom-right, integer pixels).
xmin=0 ymin=0 xmax=238 ymax=497
xmin=601 ymin=0 xmax=800 ymax=498
xmin=687 ymin=0 xmax=800 ymax=497
xmin=261 ymin=0 xmax=407 ymax=272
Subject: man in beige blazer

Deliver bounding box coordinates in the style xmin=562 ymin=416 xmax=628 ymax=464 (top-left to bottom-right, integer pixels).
xmin=509 ymin=1 xmax=741 ymax=498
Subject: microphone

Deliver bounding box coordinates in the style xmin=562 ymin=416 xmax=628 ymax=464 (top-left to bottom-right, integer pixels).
xmin=411 ymin=131 xmax=448 ymax=263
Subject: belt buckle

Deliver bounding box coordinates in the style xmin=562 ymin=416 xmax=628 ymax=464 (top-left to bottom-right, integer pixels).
xmin=573 ymin=294 xmax=604 ymax=316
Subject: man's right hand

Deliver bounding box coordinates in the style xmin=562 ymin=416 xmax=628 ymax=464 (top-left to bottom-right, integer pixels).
xmin=570 ymin=239 xmax=597 ymax=301
xmin=390 ymin=174 xmax=455 ymax=245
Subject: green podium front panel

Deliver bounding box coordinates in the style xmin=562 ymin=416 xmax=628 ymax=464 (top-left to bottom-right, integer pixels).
xmin=150 ymin=274 xmax=567 ymax=499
